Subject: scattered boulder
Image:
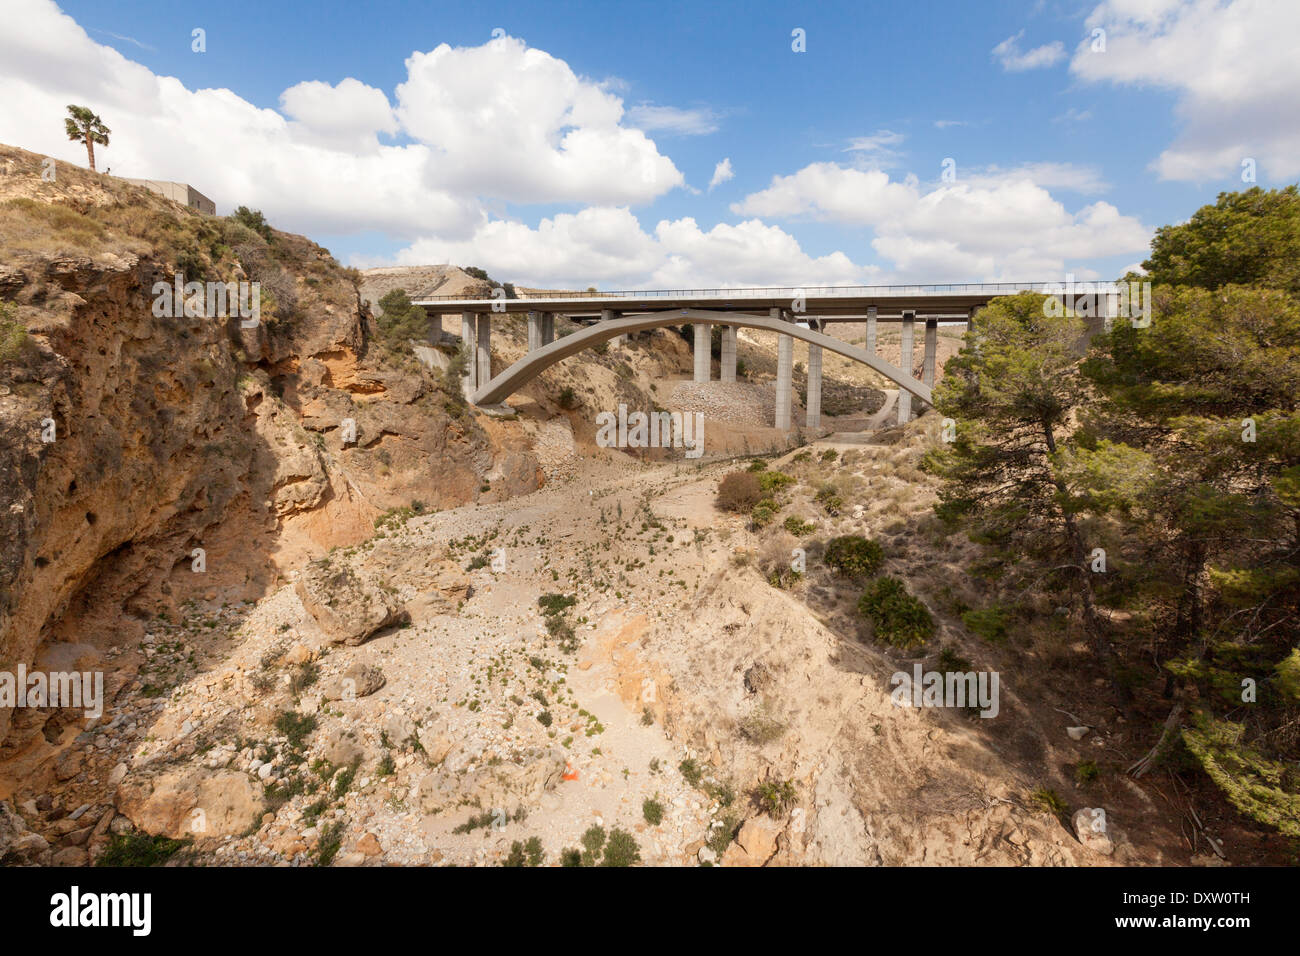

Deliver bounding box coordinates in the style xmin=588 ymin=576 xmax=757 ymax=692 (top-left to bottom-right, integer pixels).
xmin=320 ymin=726 xmax=365 ymax=768
xmin=54 ymin=748 xmax=84 ymax=782
xmin=295 ymin=562 xmax=408 ymax=645
xmin=1066 ymin=726 xmax=1090 ymax=741
xmin=404 ymin=560 xmax=472 ymax=620
xmin=284 ymin=643 xmax=315 ymax=666
xmin=0 ymin=801 xmax=50 ymax=863
xmin=416 ymin=725 xmax=453 ymax=765
xmin=381 ymin=711 xmax=416 ymax=747
xmin=321 ymin=662 xmax=385 ymax=701
xmin=51 ymin=846 xmax=88 ymax=866
xmin=720 ymin=816 xmax=783 ymax=867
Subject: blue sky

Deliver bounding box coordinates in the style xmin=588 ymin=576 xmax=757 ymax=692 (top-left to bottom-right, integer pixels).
xmin=5 ymin=0 xmax=1298 ymax=287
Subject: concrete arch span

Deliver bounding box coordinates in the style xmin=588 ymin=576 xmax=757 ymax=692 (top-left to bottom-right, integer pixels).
xmin=471 ymin=308 xmax=932 ymax=407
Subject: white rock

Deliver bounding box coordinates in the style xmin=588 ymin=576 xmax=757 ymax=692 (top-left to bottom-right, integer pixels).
xmin=1073 ymin=807 xmax=1115 ymax=856
xmin=1066 ymin=726 xmax=1090 ymax=741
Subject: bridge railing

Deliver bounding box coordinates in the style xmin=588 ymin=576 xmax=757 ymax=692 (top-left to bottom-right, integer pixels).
xmin=416 ymin=281 xmax=1108 ymax=302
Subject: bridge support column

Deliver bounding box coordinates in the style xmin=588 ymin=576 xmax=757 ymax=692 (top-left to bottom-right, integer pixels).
xmin=527 ymin=311 xmax=542 ymax=352
xmin=541 ymin=313 xmax=555 ymax=345
xmin=693 ymin=321 xmax=711 ymax=383
xmin=720 ymin=325 xmax=737 ymax=382
xmin=805 ymin=333 xmax=823 ymax=428
xmin=461 ymin=311 xmax=479 ymax=389
xmin=865 ymin=304 xmax=877 ymax=356
xmin=897 ymin=311 xmax=915 ymax=424
xmin=603 ymin=309 xmax=624 ymax=346
xmin=774 ymin=308 xmax=793 ymax=431
xmin=921 ymin=317 xmax=938 ymax=410
xmin=475 ymin=313 xmax=491 ymax=389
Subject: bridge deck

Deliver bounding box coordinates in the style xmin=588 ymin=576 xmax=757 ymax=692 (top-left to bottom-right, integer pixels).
xmin=414 ymin=281 xmax=1092 ymax=319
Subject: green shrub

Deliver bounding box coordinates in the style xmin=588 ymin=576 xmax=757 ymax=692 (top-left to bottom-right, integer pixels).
xmin=783 ymin=515 xmax=815 ymax=536
xmin=814 ymin=483 xmax=844 ymax=514
xmin=601 ymin=828 xmax=641 ymax=867
xmin=936 ymin=646 xmax=972 ymax=673
xmin=274 ymin=711 xmax=318 ymax=749
xmin=642 ymin=797 xmax=665 ymax=825
xmin=750 ymin=502 xmax=778 ymax=529
xmin=756 ymin=779 xmax=797 ymax=817
xmin=315 ymin=820 xmax=343 ymax=866
xmin=538 ymin=593 xmax=577 ymax=616
xmin=757 ymin=470 xmax=795 ymax=495
xmin=95 ymin=833 xmax=189 ymax=867
xmin=232 ymin=205 xmax=274 ymax=241
xmin=374 ymin=288 xmax=431 ymax=354
xmin=504 ymin=836 xmax=545 ymax=867
xmin=824 ymin=535 xmax=883 ymax=578
xmin=558 ymin=386 xmax=578 ymax=409
xmin=679 ymin=758 xmax=703 ymax=787
xmin=857 ymin=576 xmax=933 ymax=648
xmin=961 ymin=606 xmax=1010 ymax=643
xmin=1030 ymin=787 xmax=1069 ymax=822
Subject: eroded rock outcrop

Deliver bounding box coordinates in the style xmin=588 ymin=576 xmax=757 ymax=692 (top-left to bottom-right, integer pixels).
xmin=294 ymin=561 xmax=407 ymax=645
xmin=0 ymin=143 xmax=544 ymax=759
xmin=115 ymin=768 xmax=264 ymax=839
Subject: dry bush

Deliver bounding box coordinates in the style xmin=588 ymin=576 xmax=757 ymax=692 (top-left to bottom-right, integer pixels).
xmin=717 ymin=470 xmax=761 ymax=512
xmin=0 ymin=198 xmax=111 ymax=257
xmin=757 ymin=532 xmax=800 ymax=586
xmin=737 ymin=703 xmax=786 ymax=745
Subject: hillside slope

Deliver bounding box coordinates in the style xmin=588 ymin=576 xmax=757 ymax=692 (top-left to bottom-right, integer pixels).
xmin=0 ymin=144 xmax=543 ymax=755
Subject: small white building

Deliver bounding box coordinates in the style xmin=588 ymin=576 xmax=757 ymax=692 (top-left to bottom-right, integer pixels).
xmin=119 ymin=177 xmax=215 ymax=215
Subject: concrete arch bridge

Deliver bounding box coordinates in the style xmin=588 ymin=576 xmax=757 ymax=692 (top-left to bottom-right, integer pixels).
xmin=414 ymin=283 xmax=1114 ymax=430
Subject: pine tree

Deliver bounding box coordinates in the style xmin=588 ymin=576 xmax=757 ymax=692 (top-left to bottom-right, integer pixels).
xmin=924 ymin=291 xmax=1122 ymax=696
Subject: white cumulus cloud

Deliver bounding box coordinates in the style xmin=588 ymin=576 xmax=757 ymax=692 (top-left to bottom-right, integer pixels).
xmin=1071 ymin=0 xmax=1300 ymax=181
xmin=0 ymin=2 xmax=684 ymax=237
xmin=992 ymin=30 xmax=1067 ymax=71
xmin=708 ymin=158 xmax=734 ymax=191
xmin=733 ymin=162 xmax=1150 ymax=281
xmin=390 ymin=207 xmax=874 ymax=290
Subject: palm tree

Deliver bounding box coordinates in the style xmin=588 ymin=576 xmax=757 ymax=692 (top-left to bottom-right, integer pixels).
xmin=64 ymin=105 xmax=110 ymax=172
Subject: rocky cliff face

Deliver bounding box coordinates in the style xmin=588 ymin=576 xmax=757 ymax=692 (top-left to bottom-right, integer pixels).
xmin=0 ymin=144 xmax=543 ymax=754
